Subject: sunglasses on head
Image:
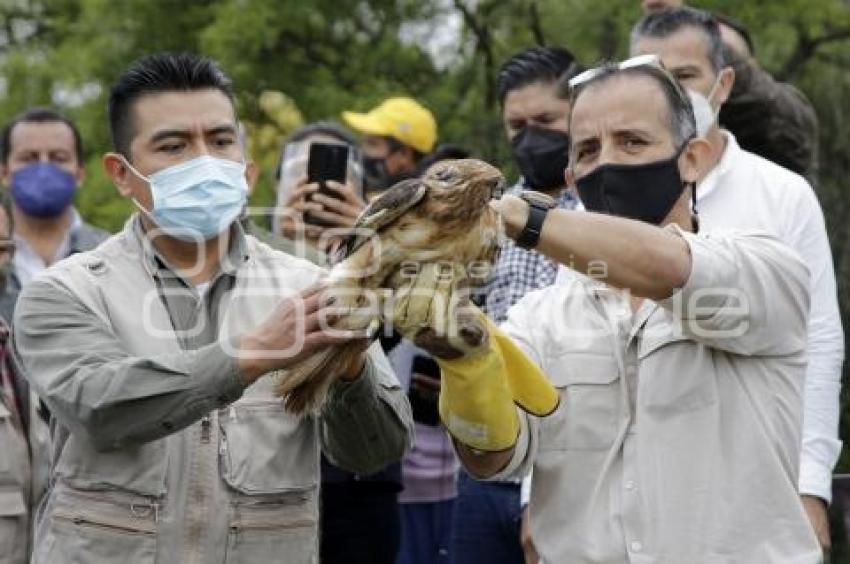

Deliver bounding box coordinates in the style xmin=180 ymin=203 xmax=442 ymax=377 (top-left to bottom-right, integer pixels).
xmin=568 ymin=54 xmax=663 ymax=90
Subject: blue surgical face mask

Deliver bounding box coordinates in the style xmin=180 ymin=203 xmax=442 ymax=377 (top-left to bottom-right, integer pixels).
xmin=124 ymin=155 xmax=248 ymax=242
xmin=10 ymin=162 xmax=77 ymax=218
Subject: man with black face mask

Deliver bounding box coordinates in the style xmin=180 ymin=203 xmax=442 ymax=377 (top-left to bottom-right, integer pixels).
xmin=453 ymin=46 xmax=583 ymax=564
xmin=342 ymin=97 xmax=437 ymax=197
xmin=458 ymin=60 xmax=819 ymax=563
xmin=482 ymin=47 xmax=583 ymax=326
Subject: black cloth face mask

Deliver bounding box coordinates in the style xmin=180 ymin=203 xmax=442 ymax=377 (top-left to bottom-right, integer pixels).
xmin=363 ymin=156 xmax=389 ymax=191
xmin=575 ymin=142 xmax=692 ymax=225
xmin=511 ymin=126 xmax=571 ymax=191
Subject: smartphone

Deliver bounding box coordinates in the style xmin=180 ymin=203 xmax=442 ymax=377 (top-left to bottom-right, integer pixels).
xmin=305 ymin=143 xmax=350 ymax=227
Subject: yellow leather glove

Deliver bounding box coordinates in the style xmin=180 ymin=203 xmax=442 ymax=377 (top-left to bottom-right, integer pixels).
xmin=435 ymin=314 xmax=559 ymax=451
xmin=390 ymin=262 xmax=559 ymax=451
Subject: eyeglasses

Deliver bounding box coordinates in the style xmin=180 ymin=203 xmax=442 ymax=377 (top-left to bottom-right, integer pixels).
xmin=567 ymin=54 xmax=664 ymax=91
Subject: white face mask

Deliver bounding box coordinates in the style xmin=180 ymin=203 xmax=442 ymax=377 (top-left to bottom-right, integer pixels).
xmin=687 ymin=74 xmax=723 ymax=137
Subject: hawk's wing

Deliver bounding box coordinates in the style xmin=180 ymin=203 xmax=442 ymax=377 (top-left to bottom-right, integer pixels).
xmin=331 ymin=178 xmax=428 ymax=264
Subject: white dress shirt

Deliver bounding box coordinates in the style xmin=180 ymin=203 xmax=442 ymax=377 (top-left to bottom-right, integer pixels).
xmin=698 ymin=131 xmax=844 ymax=501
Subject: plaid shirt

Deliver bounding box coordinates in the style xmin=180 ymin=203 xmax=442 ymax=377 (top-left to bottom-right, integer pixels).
xmin=480 ymin=186 xmax=577 ymax=324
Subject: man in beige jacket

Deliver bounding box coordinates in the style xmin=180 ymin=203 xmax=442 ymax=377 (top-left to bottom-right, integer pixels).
xmin=0 ymin=197 xmax=48 ymax=564
xmin=12 ymin=52 xmax=413 ymax=564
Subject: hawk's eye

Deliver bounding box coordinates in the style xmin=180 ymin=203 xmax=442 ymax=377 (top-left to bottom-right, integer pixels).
xmin=435 ymin=169 xmax=455 ymax=183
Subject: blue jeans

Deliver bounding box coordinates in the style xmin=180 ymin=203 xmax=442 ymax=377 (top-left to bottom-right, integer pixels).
xmin=399 ymin=499 xmax=455 ymax=564
xmin=449 ymin=473 xmax=524 ymax=564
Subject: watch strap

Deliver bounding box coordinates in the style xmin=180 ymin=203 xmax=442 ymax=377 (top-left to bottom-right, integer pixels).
xmin=516 ymin=202 xmax=549 ymax=249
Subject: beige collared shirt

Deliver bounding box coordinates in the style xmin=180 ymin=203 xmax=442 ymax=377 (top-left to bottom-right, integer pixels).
xmin=493 ymin=228 xmax=821 ymax=563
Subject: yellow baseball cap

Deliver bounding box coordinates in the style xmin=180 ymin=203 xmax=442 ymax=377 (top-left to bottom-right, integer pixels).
xmin=342 ymin=97 xmax=437 ymax=154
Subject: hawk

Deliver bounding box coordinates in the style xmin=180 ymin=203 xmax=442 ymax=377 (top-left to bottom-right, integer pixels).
xmin=276 ymin=158 xmax=505 ymax=414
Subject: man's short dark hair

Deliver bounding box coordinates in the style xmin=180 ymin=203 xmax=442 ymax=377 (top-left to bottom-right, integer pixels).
xmin=714 ymin=13 xmax=755 ymax=58
xmin=631 ymin=7 xmax=726 ymax=72
xmin=1 ymin=107 xmax=84 ymax=165
xmin=496 ymin=46 xmax=584 ymax=106
xmin=569 ymin=64 xmax=696 ymax=148
xmin=108 ymin=52 xmax=235 ymax=158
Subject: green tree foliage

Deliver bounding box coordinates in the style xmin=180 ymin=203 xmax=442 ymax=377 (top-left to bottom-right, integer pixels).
xmin=2 ymin=0 xmax=850 ymax=464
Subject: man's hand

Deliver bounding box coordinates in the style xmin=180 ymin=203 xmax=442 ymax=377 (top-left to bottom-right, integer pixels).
xmin=236 ymin=284 xmax=368 ymax=384
xmin=489 ymin=195 xmax=528 ymax=240
xmin=801 ymin=494 xmax=831 ymax=558
xmin=520 ymin=506 xmax=540 ymax=564
xmin=278 ymin=177 xmax=365 ymax=248
xmin=278 ymin=177 xmax=324 ymax=242
xmin=308 ymin=180 xmax=366 ymax=229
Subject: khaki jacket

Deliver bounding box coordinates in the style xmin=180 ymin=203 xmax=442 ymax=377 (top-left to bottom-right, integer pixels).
xmin=12 ymin=219 xmax=412 ymax=564
xmin=0 ymin=379 xmax=49 ymax=564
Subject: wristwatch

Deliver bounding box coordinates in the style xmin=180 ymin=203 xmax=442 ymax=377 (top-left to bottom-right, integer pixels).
xmin=515 ymin=191 xmax=556 ymax=249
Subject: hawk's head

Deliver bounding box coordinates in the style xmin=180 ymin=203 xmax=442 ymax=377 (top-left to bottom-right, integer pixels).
xmin=421 ymin=159 xmax=504 ymax=222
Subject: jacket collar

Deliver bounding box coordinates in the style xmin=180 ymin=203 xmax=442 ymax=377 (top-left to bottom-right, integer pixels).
xmin=128 ymin=214 xmax=250 ymax=279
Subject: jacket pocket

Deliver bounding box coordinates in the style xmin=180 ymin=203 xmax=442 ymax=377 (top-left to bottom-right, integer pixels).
xmin=36 ymin=507 xmax=156 ymax=564
xmin=0 ymin=486 xmax=27 ymax=564
xmin=0 ymin=404 xmax=26 ymax=485
xmin=55 ymin=434 xmax=168 ymax=497
xmin=219 ymin=400 xmax=319 ymax=495
xmin=539 ymin=353 xmax=620 ymax=451
xmin=637 ymin=333 xmax=717 ymax=415
xmin=224 ymin=492 xmax=317 ymax=564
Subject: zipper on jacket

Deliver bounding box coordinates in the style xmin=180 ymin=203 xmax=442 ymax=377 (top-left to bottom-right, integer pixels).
xmin=131 ymin=500 xmax=161 ymax=523
xmin=54 ymin=513 xmax=156 ymax=536
xmin=201 ymin=415 xmax=211 ymax=444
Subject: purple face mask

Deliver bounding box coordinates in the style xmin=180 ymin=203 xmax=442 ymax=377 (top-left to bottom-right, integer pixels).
xmin=10 ymin=163 xmax=77 ymax=218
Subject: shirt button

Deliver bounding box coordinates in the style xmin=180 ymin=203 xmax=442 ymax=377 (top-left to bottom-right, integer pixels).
xmin=630 ymin=541 xmax=643 ymax=552
xmin=625 ymin=480 xmax=636 ymax=491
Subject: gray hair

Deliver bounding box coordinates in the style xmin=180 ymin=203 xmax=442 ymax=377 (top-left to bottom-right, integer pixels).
xmin=569 ymin=64 xmax=697 ymax=148
xmin=630 ymin=7 xmax=726 ymax=73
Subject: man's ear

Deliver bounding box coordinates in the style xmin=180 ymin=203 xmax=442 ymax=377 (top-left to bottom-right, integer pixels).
xmin=103 ymin=153 xmax=134 ymax=198
xmin=74 ymin=164 xmax=86 ymax=188
xmin=715 ymin=66 xmax=736 ymax=106
xmin=245 ymin=159 xmax=260 ymax=195
xmin=681 ymin=137 xmax=713 ymax=183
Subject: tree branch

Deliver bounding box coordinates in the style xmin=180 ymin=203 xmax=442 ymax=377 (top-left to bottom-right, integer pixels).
xmin=453 ymin=0 xmax=497 ymax=109
xmin=778 ymin=24 xmax=850 ymax=81
xmin=528 ymin=0 xmax=546 ymax=46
